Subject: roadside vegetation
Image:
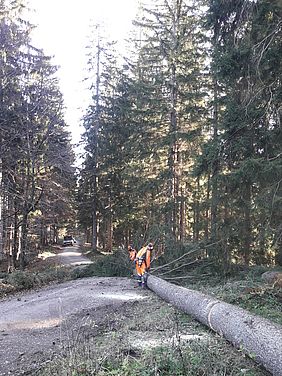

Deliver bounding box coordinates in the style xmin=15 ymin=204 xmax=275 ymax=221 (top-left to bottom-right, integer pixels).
xmin=0 ymin=247 xmax=131 ymax=299
xmin=0 ymin=248 xmax=69 ymax=299
xmin=183 ymin=270 xmax=282 ymax=326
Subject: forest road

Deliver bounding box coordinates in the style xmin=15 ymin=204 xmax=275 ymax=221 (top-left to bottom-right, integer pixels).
xmin=0 ymin=276 xmax=147 ymax=375
xmin=57 ymin=242 xmax=93 ymax=267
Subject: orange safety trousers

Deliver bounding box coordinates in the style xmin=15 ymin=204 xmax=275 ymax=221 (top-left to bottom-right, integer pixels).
xmin=135 ymin=246 xmax=151 ymax=277
xmin=136 ymin=261 xmax=147 ymax=277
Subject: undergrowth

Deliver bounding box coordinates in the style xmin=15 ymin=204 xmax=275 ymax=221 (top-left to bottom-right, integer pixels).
xmin=0 ymin=267 xmax=71 ymax=298
xmin=72 ymin=250 xmax=132 ymax=279
xmin=0 ymin=249 xmax=131 ymax=298
xmin=182 ymin=267 xmax=282 ymax=325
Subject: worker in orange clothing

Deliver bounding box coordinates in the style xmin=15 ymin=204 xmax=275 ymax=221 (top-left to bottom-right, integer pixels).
xmin=128 ymin=244 xmax=137 ymax=262
xmin=135 ymin=243 xmax=153 ymax=288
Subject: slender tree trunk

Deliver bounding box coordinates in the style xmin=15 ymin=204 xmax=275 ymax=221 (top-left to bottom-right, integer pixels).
xmin=179 ymin=187 xmax=185 ymax=242
xmin=167 ymin=3 xmax=180 ymax=240
xmin=7 ymin=196 xmax=15 ymax=272
xmin=19 ymin=209 xmax=28 ymax=270
xmin=168 ymin=61 xmax=178 ymax=239
xmin=258 ymin=220 xmax=266 ymax=264
xmin=8 ymin=223 xmax=14 ymax=269
xmin=107 ymin=216 xmax=113 ymax=253
xmin=106 ymin=194 xmax=113 ymax=252
xmin=92 ymin=183 xmax=98 ymax=251
xmin=223 ymin=186 xmax=230 ymax=273
xmin=204 ymin=175 xmax=210 ymax=243
xmin=210 ymin=75 xmax=219 ymax=247
xmin=92 ymin=31 xmax=101 ymax=252
xmin=0 ymin=158 xmax=3 ymax=259
xmin=11 ymin=197 xmax=19 ymax=269
xmin=53 ymin=224 xmax=58 ymax=244
xmin=86 ymin=227 xmax=91 ymax=243
xmin=17 ymin=225 xmax=22 ymax=264
xmin=40 ymin=219 xmax=47 ymax=247
xmin=193 ymin=177 xmax=200 ymax=242
xmin=243 ymin=183 xmax=252 ymax=265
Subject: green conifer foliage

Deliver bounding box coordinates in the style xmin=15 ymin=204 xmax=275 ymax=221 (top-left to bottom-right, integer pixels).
xmin=203 ymin=0 xmax=282 ymax=266
xmin=0 ymin=0 xmax=75 ymax=269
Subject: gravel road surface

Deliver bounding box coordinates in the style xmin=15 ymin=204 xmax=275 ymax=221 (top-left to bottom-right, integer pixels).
xmin=0 ymin=246 xmax=146 ymax=375
xmin=57 ymin=242 xmax=93 ymax=266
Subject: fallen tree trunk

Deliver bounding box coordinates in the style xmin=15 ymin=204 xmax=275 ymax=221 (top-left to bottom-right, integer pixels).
xmin=147 ymin=275 xmax=282 ymax=376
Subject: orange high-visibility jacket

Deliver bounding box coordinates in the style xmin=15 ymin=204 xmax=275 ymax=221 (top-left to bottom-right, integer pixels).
xmin=136 ymin=246 xmax=151 ymax=270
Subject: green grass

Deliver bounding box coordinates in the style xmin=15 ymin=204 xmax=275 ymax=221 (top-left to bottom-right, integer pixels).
xmin=38 ymin=294 xmax=270 ymax=376
xmin=99 ymin=342 xmax=266 ymax=376
xmin=182 ymin=267 xmax=282 ymax=325
xmin=0 ymin=267 xmax=71 ymax=299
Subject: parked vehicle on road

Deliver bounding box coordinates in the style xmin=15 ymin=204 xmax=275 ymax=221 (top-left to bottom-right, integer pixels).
xmin=63 ymin=235 xmax=76 ymax=246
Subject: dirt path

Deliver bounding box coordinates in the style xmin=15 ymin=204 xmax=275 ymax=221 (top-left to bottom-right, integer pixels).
xmin=57 ymin=243 xmax=93 ymax=267
xmin=0 ymin=277 xmax=147 ymax=376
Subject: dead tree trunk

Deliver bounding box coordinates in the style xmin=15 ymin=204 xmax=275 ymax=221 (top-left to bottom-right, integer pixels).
xmin=147 ymin=275 xmax=282 ymax=376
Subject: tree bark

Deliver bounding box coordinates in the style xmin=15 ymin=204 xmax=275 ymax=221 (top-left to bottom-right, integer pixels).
xmin=147 ymin=275 xmax=282 ymax=376
xmin=243 ymin=183 xmax=252 ymax=265
xmin=0 ymin=158 xmax=3 ymax=259
xmin=91 ymin=29 xmax=101 ymax=253
xmin=210 ymin=74 xmax=219 ymax=246
xmin=20 ymin=211 xmax=28 ymax=270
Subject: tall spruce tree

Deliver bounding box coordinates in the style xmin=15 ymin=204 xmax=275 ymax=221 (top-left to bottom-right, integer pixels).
xmin=129 ymin=0 xmax=207 ymax=246
xmin=202 ymin=0 xmax=282 ymax=266
xmin=0 ymin=0 xmax=75 ymax=269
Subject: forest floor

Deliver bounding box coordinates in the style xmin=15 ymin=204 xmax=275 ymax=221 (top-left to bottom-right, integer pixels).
xmin=0 ymin=246 xmax=280 ymax=375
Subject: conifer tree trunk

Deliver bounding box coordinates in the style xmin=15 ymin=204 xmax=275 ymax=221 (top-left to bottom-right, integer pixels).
xmin=107 ymin=216 xmax=113 ymax=252
xmin=205 ymin=175 xmax=211 ymax=243
xmin=40 ymin=220 xmax=47 ymax=247
xmin=168 ymin=29 xmax=178 ymax=240
xmin=6 ymin=196 xmax=15 ymax=272
xmin=243 ymin=183 xmax=252 ymax=265
xmin=179 ymin=187 xmax=185 ymax=242
xmin=11 ymin=206 xmax=18 ymax=272
xmin=53 ymin=224 xmax=58 ymax=244
xmin=223 ymin=186 xmax=230 ymax=273
xmin=19 ymin=209 xmax=28 ymax=270
xmin=0 ymin=158 xmax=3 ymax=259
xmin=193 ymin=177 xmax=200 ymax=242
xmin=92 ymin=34 xmax=101 ymax=252
xmin=168 ymin=95 xmax=177 ymax=238
xmin=210 ymin=75 xmax=219 ymax=247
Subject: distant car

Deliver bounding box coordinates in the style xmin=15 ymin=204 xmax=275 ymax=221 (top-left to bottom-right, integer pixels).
xmin=63 ymin=235 xmax=75 ymax=246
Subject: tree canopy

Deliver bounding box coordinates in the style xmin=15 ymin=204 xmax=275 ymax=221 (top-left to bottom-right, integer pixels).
xmin=79 ymin=0 xmax=282 ymax=269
